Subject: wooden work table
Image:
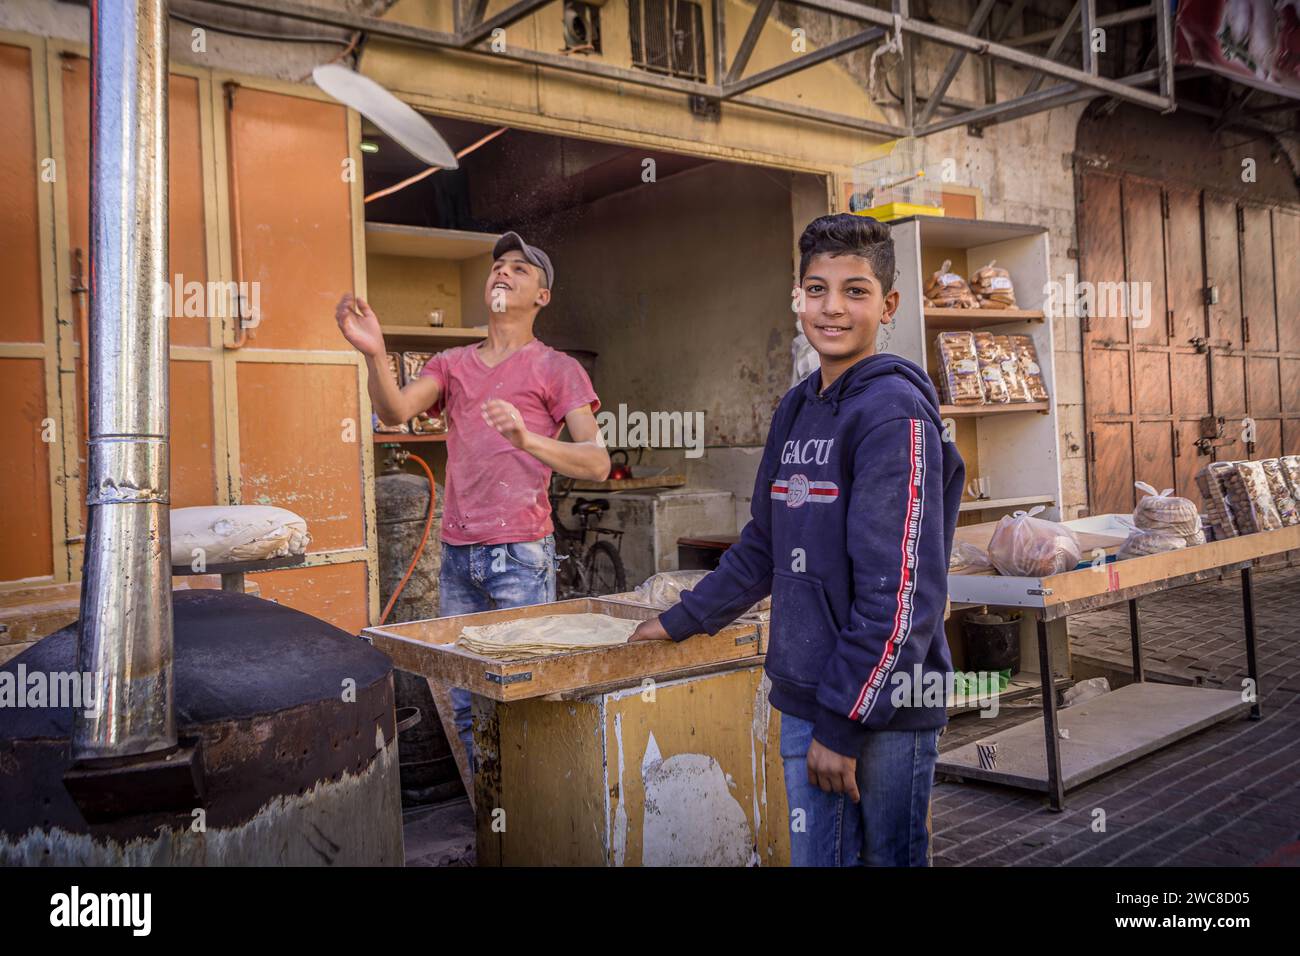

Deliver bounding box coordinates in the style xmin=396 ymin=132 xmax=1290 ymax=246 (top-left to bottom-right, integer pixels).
xmin=940 ymin=522 xmax=1300 ymax=810
xmin=363 ymin=598 xmax=787 ymax=865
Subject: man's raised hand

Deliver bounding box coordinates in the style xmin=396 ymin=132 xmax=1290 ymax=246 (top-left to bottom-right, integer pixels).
xmin=335 ymin=294 xmax=385 ymax=357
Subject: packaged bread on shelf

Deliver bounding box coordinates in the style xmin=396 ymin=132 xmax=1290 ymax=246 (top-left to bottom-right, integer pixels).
xmin=973 ymin=332 xmax=1011 ymax=403
xmin=1195 ymin=462 xmax=1239 ymax=538
xmin=1225 ymin=460 xmax=1283 ymax=533
xmin=1259 ymin=458 xmax=1300 ymax=526
xmin=925 ymin=259 xmax=979 ymax=309
xmin=1282 ymin=455 xmax=1300 ymax=502
xmin=992 ymin=334 xmax=1028 ymax=401
xmin=970 ymin=260 xmax=1017 ymax=309
xmin=935 ymin=331 xmax=985 ymax=405
xmin=1006 ymin=334 xmax=1049 ymax=402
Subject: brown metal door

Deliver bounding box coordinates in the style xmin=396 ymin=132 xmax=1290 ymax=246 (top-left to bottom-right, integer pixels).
xmin=219 ymin=83 xmax=376 ymax=633
xmin=0 ymin=40 xmax=57 ymax=582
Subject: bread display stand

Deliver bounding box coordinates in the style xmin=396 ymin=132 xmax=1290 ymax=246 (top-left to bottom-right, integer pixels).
xmin=940 ymin=522 xmax=1300 ymax=811
xmin=363 ymin=598 xmax=795 ymax=865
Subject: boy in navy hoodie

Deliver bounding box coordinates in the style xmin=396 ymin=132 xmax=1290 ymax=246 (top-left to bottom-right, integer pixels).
xmin=629 ymin=213 xmax=963 ymax=866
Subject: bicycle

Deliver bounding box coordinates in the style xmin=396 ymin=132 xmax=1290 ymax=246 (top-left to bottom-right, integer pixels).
xmin=549 ymin=476 xmax=628 ymax=599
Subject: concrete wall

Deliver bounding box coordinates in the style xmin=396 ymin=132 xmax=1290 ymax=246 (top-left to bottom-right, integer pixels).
xmin=532 ymin=160 xmax=799 ymax=449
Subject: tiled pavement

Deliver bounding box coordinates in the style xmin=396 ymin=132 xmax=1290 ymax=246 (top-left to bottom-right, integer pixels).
xmin=932 ymin=565 xmax=1300 ymax=867
xmin=403 ymin=566 xmax=1300 ymax=866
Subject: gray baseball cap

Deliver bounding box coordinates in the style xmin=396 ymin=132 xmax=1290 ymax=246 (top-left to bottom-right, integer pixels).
xmin=493 ymin=231 xmax=554 ymax=288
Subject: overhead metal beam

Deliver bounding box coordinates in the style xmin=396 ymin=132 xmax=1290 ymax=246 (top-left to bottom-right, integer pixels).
xmin=1154 ymin=0 xmax=1174 ymax=102
xmin=992 ymin=0 xmax=1028 ymax=41
xmin=1081 ymin=0 xmax=1097 ymax=75
xmin=723 ymin=27 xmax=883 ymax=98
xmin=923 ymin=69 xmax=1159 ymax=136
xmin=916 ymin=0 xmax=998 ymax=127
xmin=1004 ymin=5 xmax=1153 ymax=48
xmin=205 ymin=0 xmax=1176 ymax=139
xmin=457 ymin=0 xmax=554 ymax=48
xmin=712 ymin=0 xmax=728 ymax=84
xmin=793 ymin=0 xmax=1172 ymax=111
xmin=725 ymin=0 xmax=774 ymax=84
xmin=204 ymin=0 xmax=909 ymax=137
xmin=737 ymin=91 xmax=908 ymax=137
xmin=1025 ymin=1 xmax=1081 ymax=95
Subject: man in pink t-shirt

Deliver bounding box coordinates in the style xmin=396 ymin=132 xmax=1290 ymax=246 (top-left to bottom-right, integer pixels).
xmin=336 ymin=232 xmax=609 ymax=766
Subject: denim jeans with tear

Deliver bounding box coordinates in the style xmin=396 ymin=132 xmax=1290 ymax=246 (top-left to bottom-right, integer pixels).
xmin=780 ymin=712 xmax=940 ymax=867
xmin=438 ymin=535 xmax=556 ymax=772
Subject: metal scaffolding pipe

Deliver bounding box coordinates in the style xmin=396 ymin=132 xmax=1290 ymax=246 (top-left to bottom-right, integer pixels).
xmin=74 ymin=0 xmax=176 ymax=760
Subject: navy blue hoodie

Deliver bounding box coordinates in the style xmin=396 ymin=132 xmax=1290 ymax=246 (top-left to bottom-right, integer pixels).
xmin=660 ymin=353 xmax=964 ymax=756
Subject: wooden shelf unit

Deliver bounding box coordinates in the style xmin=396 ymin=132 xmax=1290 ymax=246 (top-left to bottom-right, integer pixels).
xmin=883 ymin=215 xmax=1063 ymax=521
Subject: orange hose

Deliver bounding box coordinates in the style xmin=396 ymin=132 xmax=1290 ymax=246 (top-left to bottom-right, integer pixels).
xmin=363 ymin=126 xmax=507 ymax=204
xmin=379 ymin=451 xmax=437 ymax=626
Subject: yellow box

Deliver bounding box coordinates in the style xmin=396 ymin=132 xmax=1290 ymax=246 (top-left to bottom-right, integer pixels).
xmin=854 ymin=201 xmax=945 ymax=222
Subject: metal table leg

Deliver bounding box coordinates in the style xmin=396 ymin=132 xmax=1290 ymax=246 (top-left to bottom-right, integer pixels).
xmin=1241 ymin=567 xmax=1262 ymax=720
xmin=1037 ymin=616 xmax=1065 ymax=811
xmin=1129 ymin=598 xmax=1144 ymax=683
xmin=220 ymin=571 xmax=245 ymax=593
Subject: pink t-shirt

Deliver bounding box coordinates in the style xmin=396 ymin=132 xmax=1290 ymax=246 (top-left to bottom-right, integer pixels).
xmin=420 ymin=339 xmax=600 ymax=546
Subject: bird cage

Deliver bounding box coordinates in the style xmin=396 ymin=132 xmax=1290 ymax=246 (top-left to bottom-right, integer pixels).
xmin=848 ymin=139 xmax=944 ymax=221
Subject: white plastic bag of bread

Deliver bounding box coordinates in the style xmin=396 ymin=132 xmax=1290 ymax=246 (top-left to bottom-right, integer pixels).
xmin=986 ymin=506 xmax=1083 ymax=577
xmin=171 ymin=505 xmax=311 ymax=566
xmin=925 ymin=259 xmax=979 ymax=309
xmin=1131 ymin=481 xmax=1203 ymax=543
xmin=970 ymin=260 xmax=1017 ymax=309
xmin=1118 ymin=529 xmax=1187 ymax=560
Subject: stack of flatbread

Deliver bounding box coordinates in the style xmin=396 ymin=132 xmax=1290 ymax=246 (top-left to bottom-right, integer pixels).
xmin=458 ymin=613 xmax=638 ymax=660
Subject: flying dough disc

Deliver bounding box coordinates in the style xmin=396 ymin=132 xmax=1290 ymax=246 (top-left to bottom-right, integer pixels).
xmin=312 ymin=64 xmax=458 ymax=169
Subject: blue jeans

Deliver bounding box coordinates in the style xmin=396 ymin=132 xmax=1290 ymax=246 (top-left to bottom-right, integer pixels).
xmin=780 ymin=712 xmax=940 ymax=867
xmin=439 ymin=535 xmax=556 ymax=770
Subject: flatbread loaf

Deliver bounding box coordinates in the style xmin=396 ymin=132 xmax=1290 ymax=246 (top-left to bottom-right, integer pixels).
xmin=458 ymin=612 xmax=638 ymax=660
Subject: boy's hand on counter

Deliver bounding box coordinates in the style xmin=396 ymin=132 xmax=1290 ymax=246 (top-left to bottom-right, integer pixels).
xmin=628 ymin=617 xmax=671 ymax=642
xmin=807 ymin=740 xmax=860 ymax=803
xmin=482 ymin=398 xmax=530 ymax=449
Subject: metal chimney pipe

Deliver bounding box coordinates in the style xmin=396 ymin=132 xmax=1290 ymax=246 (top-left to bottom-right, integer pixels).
xmin=73 ymin=0 xmax=175 ymax=760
